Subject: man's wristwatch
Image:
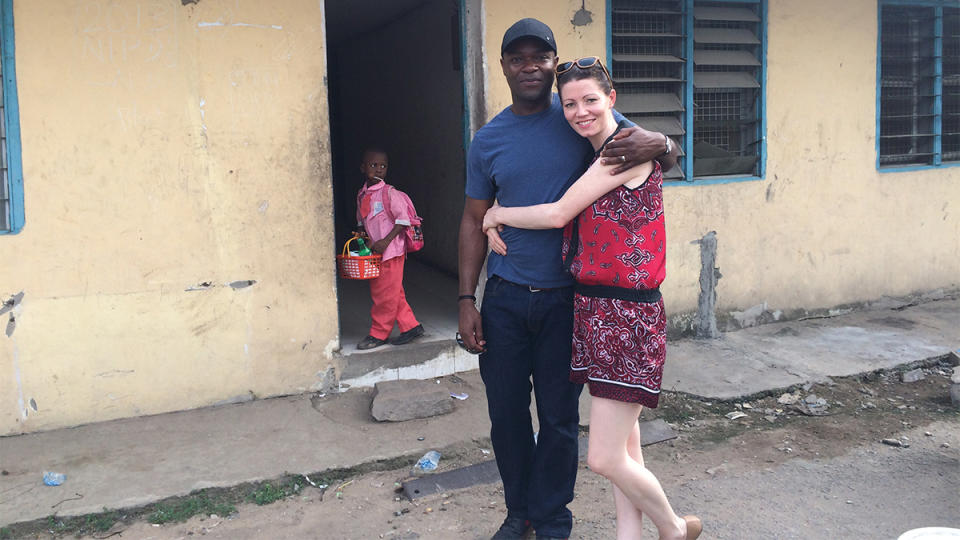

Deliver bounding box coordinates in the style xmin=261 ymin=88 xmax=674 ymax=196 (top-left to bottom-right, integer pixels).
xmin=662 ymin=134 xmax=672 ymax=157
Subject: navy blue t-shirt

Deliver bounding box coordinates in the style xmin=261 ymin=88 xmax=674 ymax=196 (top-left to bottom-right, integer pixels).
xmin=466 ymin=94 xmax=627 ymax=288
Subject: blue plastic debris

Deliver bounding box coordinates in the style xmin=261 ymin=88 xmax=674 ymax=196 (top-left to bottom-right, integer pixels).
xmin=42 ymin=472 xmax=66 ymax=486
xmin=415 ymin=450 xmax=441 ymax=471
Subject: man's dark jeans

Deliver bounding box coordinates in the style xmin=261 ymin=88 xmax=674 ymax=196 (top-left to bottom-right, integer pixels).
xmin=480 ymin=276 xmax=582 ymax=538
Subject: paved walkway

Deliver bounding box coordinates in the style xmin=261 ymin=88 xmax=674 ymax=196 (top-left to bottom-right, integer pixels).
xmin=1 ymin=296 xmax=957 ymax=527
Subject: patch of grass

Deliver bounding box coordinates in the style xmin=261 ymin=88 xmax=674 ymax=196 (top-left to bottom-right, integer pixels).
xmin=2 ymin=456 xmax=437 ymax=538
xmin=46 ymin=515 xmax=68 ymax=534
xmin=83 ymin=510 xmax=119 ymax=532
xmin=248 ymin=476 xmax=304 ymax=505
xmin=248 ymin=482 xmax=288 ymax=505
xmin=149 ymin=492 xmax=236 ymax=524
xmin=32 ymin=508 xmax=123 ymax=538
xmin=656 ymin=405 xmax=694 ymax=424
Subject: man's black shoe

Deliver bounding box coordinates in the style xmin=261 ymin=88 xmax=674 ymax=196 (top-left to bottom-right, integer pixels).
xmin=390 ymin=324 xmax=425 ymax=345
xmin=535 ymin=536 xmax=567 ymax=540
xmin=491 ymin=515 xmax=532 ymax=539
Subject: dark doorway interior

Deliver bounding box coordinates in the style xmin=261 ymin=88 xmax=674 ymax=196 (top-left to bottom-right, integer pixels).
xmin=326 ymin=0 xmax=466 ymax=351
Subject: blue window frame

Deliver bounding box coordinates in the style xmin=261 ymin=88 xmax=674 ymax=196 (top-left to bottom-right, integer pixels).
xmin=608 ymin=0 xmax=766 ymax=183
xmin=0 ymin=0 xmax=23 ymax=234
xmin=877 ymin=0 xmax=959 ymax=171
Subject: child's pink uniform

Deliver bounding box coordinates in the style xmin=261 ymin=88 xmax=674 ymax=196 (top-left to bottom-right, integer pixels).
xmin=356 ymin=181 xmax=419 ymax=340
xmin=356 ymin=181 xmax=411 ymax=262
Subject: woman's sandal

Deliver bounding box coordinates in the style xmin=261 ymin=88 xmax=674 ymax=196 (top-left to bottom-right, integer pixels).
xmin=683 ymin=515 xmax=702 ymax=540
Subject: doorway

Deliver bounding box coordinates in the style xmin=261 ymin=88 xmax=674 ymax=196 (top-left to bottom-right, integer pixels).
xmin=325 ymin=0 xmax=467 ymax=358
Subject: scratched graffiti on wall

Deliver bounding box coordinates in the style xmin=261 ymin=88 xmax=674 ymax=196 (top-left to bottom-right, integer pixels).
xmin=72 ymin=0 xmax=182 ymax=134
xmin=73 ymin=1 xmax=180 ymax=80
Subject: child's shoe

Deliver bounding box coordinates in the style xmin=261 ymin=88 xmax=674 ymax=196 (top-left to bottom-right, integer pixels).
xmin=390 ymin=324 xmax=424 ymax=346
xmin=357 ymin=335 xmax=388 ymax=350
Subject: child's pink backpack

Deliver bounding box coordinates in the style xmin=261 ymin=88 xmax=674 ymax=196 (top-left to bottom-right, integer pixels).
xmin=386 ymin=185 xmax=424 ymax=253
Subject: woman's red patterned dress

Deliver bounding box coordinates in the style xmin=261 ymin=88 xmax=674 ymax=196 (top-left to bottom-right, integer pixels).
xmin=562 ymin=159 xmax=666 ymax=407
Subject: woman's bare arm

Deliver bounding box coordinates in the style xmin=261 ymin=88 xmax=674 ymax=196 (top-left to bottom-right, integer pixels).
xmin=483 ymin=159 xmax=653 ymax=232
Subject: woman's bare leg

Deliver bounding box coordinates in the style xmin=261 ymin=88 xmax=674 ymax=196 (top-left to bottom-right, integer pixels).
xmin=612 ymin=420 xmax=644 ymax=539
xmin=588 ymin=396 xmax=687 ymax=540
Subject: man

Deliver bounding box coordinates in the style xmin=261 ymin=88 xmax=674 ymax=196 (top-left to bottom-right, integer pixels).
xmin=458 ymin=18 xmax=677 ymax=540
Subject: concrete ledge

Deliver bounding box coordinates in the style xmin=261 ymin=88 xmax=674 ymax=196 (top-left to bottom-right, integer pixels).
xmin=340 ymin=340 xmax=459 ymax=380
xmin=339 ymin=339 xmax=479 ymax=388
xmin=663 ymin=297 xmax=960 ymax=400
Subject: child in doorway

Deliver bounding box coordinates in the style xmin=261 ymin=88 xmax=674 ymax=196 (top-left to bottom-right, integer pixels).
xmin=354 ymin=146 xmax=424 ymax=350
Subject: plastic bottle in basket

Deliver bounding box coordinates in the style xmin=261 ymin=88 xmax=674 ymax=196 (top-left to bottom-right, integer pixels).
xmin=356 ymin=237 xmax=372 ymax=256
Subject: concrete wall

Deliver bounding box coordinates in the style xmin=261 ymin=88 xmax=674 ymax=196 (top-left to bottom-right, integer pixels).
xmin=332 ymin=0 xmax=465 ymax=275
xmin=481 ymin=0 xmax=960 ymax=328
xmin=0 ymin=0 xmax=337 ymax=435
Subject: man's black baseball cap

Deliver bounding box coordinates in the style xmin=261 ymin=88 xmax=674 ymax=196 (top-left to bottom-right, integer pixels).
xmin=501 ymin=18 xmax=557 ymax=55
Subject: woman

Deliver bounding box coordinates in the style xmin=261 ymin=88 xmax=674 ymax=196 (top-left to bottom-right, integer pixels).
xmin=482 ymin=57 xmax=701 ymax=540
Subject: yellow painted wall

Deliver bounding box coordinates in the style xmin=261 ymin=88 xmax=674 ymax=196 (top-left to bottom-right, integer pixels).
xmin=481 ymin=0 xmax=960 ymax=318
xmin=0 ymin=0 xmax=338 ymax=435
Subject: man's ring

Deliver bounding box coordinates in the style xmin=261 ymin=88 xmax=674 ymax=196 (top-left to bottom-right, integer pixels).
xmin=620 ymin=155 xmax=626 ymax=163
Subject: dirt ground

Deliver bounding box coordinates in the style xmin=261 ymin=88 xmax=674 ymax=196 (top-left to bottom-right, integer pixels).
xmin=10 ymin=362 xmax=960 ymax=540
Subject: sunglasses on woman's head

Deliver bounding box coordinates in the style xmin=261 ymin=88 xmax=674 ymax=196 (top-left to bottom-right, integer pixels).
xmin=555 ymin=56 xmax=612 ymax=85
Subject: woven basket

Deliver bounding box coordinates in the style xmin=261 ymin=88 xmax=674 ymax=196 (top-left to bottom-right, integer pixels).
xmin=337 ymin=236 xmax=382 ymax=280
